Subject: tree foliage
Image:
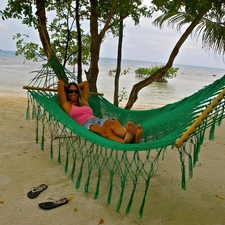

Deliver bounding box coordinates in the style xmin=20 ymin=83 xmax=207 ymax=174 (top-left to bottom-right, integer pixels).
xmin=13 ymin=33 xmax=44 ymax=61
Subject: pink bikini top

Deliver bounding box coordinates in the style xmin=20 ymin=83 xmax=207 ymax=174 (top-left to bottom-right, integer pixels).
xmin=69 ymin=104 xmax=95 ymax=125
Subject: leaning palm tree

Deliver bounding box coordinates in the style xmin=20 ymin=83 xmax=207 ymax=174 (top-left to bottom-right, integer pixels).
xmin=125 ymin=6 xmax=210 ymax=109
xmin=125 ymin=1 xmax=225 ymax=109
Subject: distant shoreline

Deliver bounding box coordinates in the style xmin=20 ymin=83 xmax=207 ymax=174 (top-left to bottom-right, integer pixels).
xmin=1 ymin=49 xmax=225 ymax=69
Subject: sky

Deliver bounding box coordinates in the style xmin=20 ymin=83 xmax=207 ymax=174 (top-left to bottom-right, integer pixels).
xmin=0 ymin=0 xmax=224 ymax=69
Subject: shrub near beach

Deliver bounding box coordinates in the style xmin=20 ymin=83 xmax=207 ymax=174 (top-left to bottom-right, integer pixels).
xmin=135 ymin=66 xmax=179 ymax=83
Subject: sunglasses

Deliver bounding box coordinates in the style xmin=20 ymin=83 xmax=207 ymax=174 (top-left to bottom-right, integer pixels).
xmin=68 ymin=89 xmax=79 ymax=94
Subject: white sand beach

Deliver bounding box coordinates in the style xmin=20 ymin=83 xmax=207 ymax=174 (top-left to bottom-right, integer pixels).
xmin=0 ymin=95 xmax=225 ymax=225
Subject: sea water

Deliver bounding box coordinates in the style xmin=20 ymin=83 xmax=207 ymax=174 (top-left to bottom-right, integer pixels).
xmin=0 ymin=50 xmax=225 ymax=108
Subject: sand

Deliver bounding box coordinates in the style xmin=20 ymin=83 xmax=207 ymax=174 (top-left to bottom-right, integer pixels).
xmin=0 ymin=95 xmax=225 ymax=225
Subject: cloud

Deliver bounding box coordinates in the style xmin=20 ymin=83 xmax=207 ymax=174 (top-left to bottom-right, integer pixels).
xmin=0 ymin=23 xmax=8 ymax=29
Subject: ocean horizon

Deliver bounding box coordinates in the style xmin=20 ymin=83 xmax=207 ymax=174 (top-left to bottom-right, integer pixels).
xmin=1 ymin=50 xmax=225 ymax=109
xmin=1 ymin=49 xmax=224 ymax=69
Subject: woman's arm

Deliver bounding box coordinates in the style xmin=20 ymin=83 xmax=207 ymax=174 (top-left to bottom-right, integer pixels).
xmin=78 ymin=81 xmax=89 ymax=102
xmin=57 ymin=80 xmax=71 ymax=114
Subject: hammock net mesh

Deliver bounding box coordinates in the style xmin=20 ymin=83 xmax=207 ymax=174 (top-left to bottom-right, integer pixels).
xmin=24 ymin=56 xmax=225 ymax=217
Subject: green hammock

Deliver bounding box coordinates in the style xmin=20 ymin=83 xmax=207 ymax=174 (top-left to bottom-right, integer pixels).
xmin=24 ymin=57 xmax=225 ymax=217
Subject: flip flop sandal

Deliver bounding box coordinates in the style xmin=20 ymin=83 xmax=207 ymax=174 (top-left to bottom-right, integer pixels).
xmin=38 ymin=198 xmax=68 ymax=210
xmin=27 ymin=184 xmax=48 ymax=199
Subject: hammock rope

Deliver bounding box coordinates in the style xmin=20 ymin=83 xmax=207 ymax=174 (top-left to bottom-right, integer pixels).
xmin=23 ymin=56 xmax=225 ymax=217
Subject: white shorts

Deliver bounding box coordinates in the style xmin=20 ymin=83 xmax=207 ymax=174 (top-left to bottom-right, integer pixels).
xmin=82 ymin=117 xmax=115 ymax=130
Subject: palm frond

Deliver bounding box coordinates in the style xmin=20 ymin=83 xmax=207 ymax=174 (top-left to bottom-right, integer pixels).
xmin=153 ymin=12 xmax=194 ymax=31
xmin=194 ymin=18 xmax=225 ymax=56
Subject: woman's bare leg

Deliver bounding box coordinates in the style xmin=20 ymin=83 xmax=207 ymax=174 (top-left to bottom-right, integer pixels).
xmin=104 ymin=120 xmax=136 ymax=143
xmin=91 ymin=120 xmax=135 ymax=143
xmin=103 ymin=119 xmax=126 ymax=138
xmin=90 ymin=124 xmax=124 ymax=142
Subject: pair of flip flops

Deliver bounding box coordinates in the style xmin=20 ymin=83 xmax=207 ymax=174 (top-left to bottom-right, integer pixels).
xmin=27 ymin=184 xmax=68 ymax=210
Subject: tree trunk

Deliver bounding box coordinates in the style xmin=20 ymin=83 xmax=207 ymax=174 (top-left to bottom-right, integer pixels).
xmin=114 ymin=19 xmax=123 ymax=106
xmin=87 ymin=0 xmax=119 ymax=92
xmin=125 ymin=8 xmax=209 ymax=109
xmin=86 ymin=0 xmax=99 ymax=92
xmin=35 ymin=0 xmax=68 ymax=84
xmin=76 ymin=0 xmax=83 ymax=83
xmin=35 ymin=0 xmax=54 ymax=59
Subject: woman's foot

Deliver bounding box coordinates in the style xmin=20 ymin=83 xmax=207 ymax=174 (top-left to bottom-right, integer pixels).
xmin=124 ymin=121 xmax=135 ymax=143
xmin=134 ymin=124 xmax=143 ymax=143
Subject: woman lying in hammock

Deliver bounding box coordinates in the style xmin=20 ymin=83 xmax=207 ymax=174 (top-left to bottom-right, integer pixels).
xmin=57 ymin=80 xmax=143 ymax=143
